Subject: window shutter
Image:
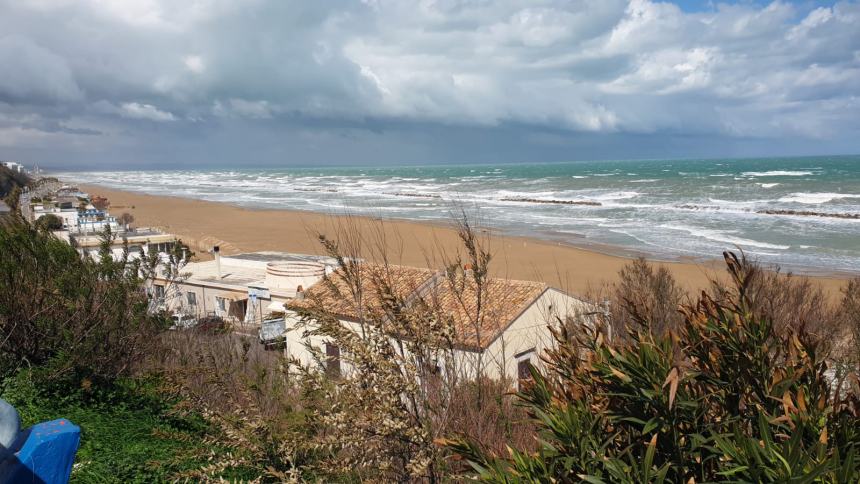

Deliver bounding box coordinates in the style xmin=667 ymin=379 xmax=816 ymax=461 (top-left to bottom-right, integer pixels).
xmin=326 ymin=343 xmax=341 ymax=378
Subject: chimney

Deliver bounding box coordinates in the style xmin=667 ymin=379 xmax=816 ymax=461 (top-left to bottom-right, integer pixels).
xmin=212 ymin=246 xmax=222 ymax=280
xmin=295 ymin=285 xmax=305 ymax=300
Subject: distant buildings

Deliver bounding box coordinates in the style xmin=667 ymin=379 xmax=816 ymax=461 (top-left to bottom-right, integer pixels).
xmin=1 ymin=161 xmax=24 ymax=173
xmin=16 ymin=181 xmax=179 ymax=262
xmin=159 ymin=248 xmax=594 ymax=383
xmin=10 ymin=173 xmax=596 ymax=387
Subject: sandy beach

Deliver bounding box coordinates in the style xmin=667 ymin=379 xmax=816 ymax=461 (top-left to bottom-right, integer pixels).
xmin=77 ymin=183 xmax=852 ymax=299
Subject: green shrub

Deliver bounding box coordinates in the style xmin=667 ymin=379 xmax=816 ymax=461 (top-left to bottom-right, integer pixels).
xmin=450 ymin=252 xmax=860 ymax=483
xmin=1 ymin=370 xmax=254 ymax=482
xmin=0 ymin=218 xmax=163 ymax=381
xmin=35 ymin=213 xmax=64 ymax=231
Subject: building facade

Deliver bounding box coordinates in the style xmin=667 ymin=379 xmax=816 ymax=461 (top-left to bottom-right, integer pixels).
xmin=286 ymin=263 xmax=596 ymax=384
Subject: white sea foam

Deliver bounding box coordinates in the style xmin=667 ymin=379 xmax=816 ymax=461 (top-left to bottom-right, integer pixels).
xmin=707 ymin=198 xmax=770 ymax=208
xmin=778 ymin=192 xmax=860 ymax=204
xmin=661 ymin=224 xmax=790 ymax=250
xmin=742 ymin=170 xmax=815 ymax=177
xmin=592 ymin=191 xmax=640 ymax=201
xmin=52 ymin=162 xmax=860 ymax=273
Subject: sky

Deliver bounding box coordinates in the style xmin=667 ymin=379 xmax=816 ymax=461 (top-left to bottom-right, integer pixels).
xmin=0 ymin=0 xmax=858 ymax=169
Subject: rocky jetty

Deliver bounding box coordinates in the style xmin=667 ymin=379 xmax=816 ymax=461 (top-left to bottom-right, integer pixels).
xmin=756 ymin=209 xmax=860 ymax=220
xmin=501 ymin=197 xmax=602 ymax=206
xmin=389 ymin=192 xmax=442 ymax=199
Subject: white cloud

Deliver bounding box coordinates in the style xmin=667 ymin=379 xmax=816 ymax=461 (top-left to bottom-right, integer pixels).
xmin=119 ymin=102 xmax=176 ymax=121
xmin=184 ymin=55 xmax=205 ymax=74
xmin=1 ymin=0 xmax=859 ymax=161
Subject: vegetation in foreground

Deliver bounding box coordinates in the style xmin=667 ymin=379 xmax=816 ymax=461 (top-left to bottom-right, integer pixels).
xmin=450 ymin=252 xmax=860 ymax=482
xmin=1 ymin=214 xmax=859 ymax=482
xmin=3 ymin=372 xmax=256 ymax=482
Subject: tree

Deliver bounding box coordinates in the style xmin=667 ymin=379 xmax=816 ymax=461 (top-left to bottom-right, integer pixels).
xmin=288 ymin=215 xmax=509 ymax=482
xmin=0 ymin=164 xmax=30 ymax=199
xmin=132 ymin=235 xmax=193 ymax=314
xmin=35 ymin=213 xmax=63 ymax=231
xmin=0 ymin=218 xmax=163 ymax=381
xmin=3 ymin=185 xmax=22 ymax=212
xmin=118 ymin=212 xmax=135 ymax=230
xmin=91 ymin=196 xmax=110 ymax=211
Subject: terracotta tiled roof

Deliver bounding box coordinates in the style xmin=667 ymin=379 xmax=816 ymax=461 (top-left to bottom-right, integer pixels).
xmin=290 ymin=262 xmax=550 ymax=351
xmin=425 ymin=276 xmax=548 ymax=350
xmin=290 ymin=263 xmax=435 ymax=320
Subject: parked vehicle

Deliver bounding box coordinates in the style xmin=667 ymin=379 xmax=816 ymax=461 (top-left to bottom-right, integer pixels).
xmin=168 ymin=313 xmax=198 ymax=330
xmin=259 ymin=318 xmax=286 ymax=350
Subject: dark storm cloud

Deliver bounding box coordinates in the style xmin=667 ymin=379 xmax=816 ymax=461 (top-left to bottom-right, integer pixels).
xmin=0 ymin=0 xmax=858 ymax=168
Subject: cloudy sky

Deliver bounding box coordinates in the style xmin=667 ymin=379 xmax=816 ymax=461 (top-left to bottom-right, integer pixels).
xmin=1 ymin=0 xmax=858 ymax=169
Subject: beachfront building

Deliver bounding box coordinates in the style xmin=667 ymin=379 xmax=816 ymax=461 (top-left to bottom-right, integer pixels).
xmin=156 ymin=250 xmax=337 ymax=326
xmin=19 ymin=183 xmax=90 ymax=227
xmin=16 ymin=182 xmax=181 ymax=263
xmin=72 ymin=209 xmax=120 ymax=234
xmin=59 ymin=226 xmax=180 ymax=261
xmin=30 ymin=195 xmax=85 ymax=229
xmin=287 ymin=263 xmax=595 ymax=384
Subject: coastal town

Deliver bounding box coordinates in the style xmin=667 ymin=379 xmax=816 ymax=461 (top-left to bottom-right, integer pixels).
xmin=3 ymin=1 xmax=860 ymax=480
xmin=3 ymin=161 xmax=598 ymax=385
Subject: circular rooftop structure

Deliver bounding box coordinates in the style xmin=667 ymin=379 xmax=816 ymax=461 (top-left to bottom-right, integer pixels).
xmin=265 ymin=261 xmax=326 ymax=290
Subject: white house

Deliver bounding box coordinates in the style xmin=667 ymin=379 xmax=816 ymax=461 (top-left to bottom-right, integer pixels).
xmin=1 ymin=161 xmax=24 ymax=173
xmin=158 ymin=250 xmax=336 ymax=325
xmin=287 ymin=262 xmax=595 ymax=384
xmin=69 ymin=227 xmax=178 ymax=262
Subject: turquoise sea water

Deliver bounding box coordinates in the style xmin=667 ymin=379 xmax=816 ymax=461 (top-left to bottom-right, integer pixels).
xmin=61 ymin=155 xmax=860 ymax=273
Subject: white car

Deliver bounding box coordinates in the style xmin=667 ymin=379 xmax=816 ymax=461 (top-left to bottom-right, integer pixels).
xmin=169 ymin=314 xmax=198 ymax=330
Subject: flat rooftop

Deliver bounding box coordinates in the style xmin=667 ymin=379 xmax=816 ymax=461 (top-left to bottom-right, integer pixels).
xmin=224 ymin=251 xmax=334 ymax=264
xmin=192 ymin=262 xmax=264 ymax=285
xmin=72 ymin=230 xmax=178 ymax=247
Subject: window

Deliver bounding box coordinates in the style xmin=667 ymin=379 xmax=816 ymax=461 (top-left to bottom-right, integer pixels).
xmin=154 ymin=284 xmax=165 ymax=300
xmin=216 ymin=296 xmax=227 ymax=312
xmin=516 ymin=349 xmax=536 ymax=391
xmin=326 ymin=343 xmax=341 ymax=379
xmin=186 ymin=292 xmax=197 ymax=306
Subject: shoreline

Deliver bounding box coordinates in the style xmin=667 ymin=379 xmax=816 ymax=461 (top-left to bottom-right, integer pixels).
xmin=74 ymin=182 xmax=854 ymax=299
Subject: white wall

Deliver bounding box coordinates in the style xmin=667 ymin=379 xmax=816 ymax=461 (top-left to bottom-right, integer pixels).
xmin=282 ymin=288 xmax=594 ymax=384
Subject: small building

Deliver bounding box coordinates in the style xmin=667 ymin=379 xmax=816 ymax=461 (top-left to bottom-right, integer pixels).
xmin=72 ymin=209 xmax=119 ymax=234
xmin=158 ymin=251 xmax=337 ymax=326
xmin=1 ymin=161 xmax=24 ymax=173
xmin=287 ymin=263 xmax=595 ymax=384
xmin=67 ymin=227 xmax=179 ymax=262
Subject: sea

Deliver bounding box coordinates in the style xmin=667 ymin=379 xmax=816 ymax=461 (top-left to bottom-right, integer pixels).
xmin=59 ymin=155 xmax=860 ymax=274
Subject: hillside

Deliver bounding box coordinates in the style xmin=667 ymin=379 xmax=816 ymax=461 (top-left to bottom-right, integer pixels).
xmin=0 ymin=164 xmax=30 ymax=198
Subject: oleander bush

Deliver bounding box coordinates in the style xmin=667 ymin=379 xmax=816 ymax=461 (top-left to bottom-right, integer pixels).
xmin=450 ymin=252 xmax=860 ymax=483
